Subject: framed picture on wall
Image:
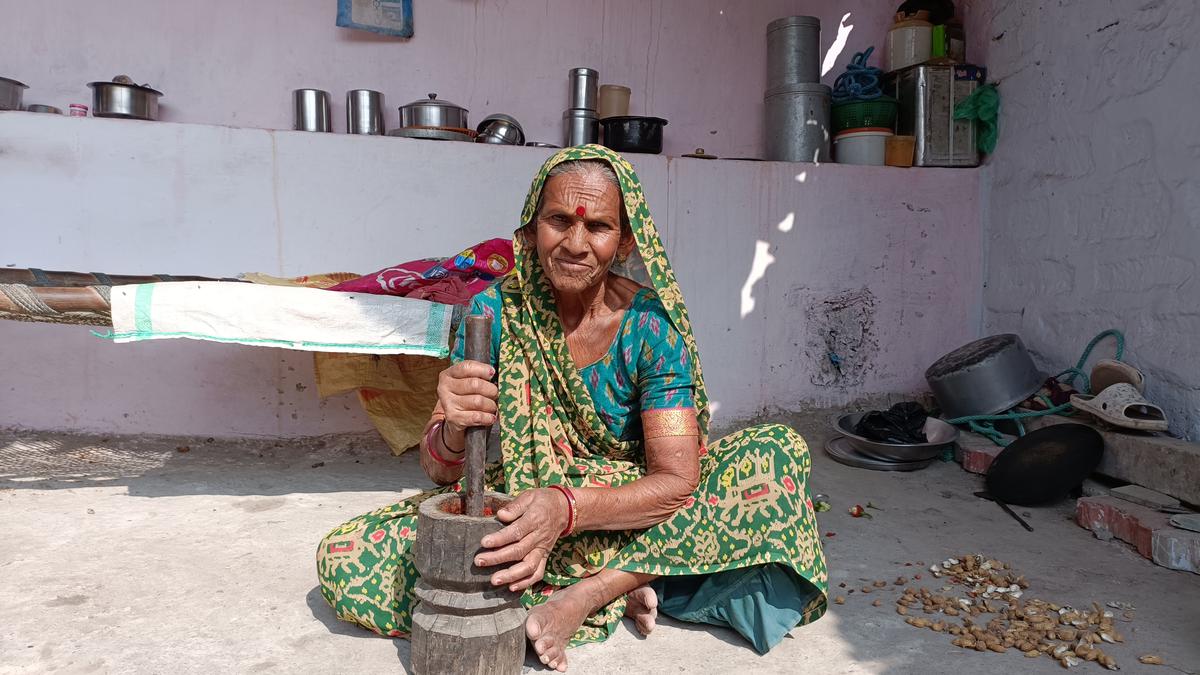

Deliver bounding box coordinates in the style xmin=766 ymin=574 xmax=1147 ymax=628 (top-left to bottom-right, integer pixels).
xmin=336 ymin=0 xmax=414 ymax=38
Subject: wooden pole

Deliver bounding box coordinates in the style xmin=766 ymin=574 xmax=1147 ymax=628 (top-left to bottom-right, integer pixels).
xmin=462 ymin=315 xmax=491 ymax=517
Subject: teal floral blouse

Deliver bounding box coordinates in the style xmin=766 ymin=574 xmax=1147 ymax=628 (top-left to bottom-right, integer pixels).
xmin=451 ymin=284 xmax=696 ymax=441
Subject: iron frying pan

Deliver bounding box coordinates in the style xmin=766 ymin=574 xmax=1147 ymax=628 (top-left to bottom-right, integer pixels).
xmin=985 ymin=423 xmax=1105 ymax=507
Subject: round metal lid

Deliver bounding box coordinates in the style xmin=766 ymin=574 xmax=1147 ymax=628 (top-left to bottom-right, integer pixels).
xmin=0 ymin=76 xmax=28 ymax=88
xmin=404 ymin=93 xmax=466 ymax=111
xmin=768 ymin=16 xmax=820 ymax=32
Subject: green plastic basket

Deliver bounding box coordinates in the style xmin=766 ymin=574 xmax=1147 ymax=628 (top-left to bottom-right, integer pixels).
xmin=831 ymin=97 xmax=898 ymax=132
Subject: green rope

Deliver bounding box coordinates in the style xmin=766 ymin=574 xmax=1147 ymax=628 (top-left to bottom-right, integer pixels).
xmin=945 ymin=329 xmax=1125 ymax=446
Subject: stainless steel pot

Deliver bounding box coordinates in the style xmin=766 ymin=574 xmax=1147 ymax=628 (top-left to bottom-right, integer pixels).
xmin=88 ymin=81 xmax=162 ymax=120
xmin=0 ymin=76 xmax=28 ymax=111
xmin=925 ymin=334 xmax=1045 ymax=419
xmin=562 ymin=108 xmax=598 ymax=147
xmin=400 ymin=93 xmax=468 ymax=129
xmin=476 ymin=113 xmax=524 ymax=145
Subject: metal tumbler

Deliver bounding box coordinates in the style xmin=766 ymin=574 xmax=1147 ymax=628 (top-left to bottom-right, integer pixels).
xmin=294 ymin=89 xmax=332 ymax=132
xmin=346 ymin=89 xmax=385 ymax=135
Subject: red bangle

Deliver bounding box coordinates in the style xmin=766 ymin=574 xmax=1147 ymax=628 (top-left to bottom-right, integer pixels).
xmin=426 ymin=420 xmax=465 ymax=467
xmin=548 ymin=484 xmax=577 ymax=537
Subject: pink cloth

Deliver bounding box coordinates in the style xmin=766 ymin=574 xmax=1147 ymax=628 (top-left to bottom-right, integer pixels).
xmin=329 ymin=238 xmax=514 ymax=306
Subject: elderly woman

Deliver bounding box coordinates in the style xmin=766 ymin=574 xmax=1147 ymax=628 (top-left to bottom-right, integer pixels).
xmin=317 ymin=145 xmax=827 ymax=670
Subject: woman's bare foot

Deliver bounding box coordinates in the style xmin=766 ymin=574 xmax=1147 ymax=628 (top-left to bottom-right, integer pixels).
xmin=526 ymin=586 xmax=592 ymax=672
xmin=623 ymin=585 xmax=659 ymax=636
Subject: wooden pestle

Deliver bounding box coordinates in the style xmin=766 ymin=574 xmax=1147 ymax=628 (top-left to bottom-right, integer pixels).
xmin=461 ymin=315 xmax=491 ymax=516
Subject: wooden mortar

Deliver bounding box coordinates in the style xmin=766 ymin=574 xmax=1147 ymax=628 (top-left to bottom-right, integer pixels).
xmin=410 ymin=492 xmax=526 ymax=674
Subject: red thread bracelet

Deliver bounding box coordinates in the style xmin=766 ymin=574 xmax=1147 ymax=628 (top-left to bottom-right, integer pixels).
xmin=548 ymin=484 xmax=577 ymax=537
xmin=426 ymin=420 xmax=465 ymax=467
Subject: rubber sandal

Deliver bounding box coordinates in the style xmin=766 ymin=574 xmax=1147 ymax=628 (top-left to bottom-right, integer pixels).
xmin=1071 ymin=383 xmax=1168 ymax=432
xmin=1090 ymin=359 xmax=1145 ymax=394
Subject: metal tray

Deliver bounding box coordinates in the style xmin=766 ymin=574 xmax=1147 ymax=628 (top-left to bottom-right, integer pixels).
xmin=824 ymin=436 xmax=936 ymax=472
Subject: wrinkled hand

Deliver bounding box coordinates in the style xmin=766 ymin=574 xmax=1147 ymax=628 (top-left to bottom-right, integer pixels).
xmin=475 ymin=488 xmax=570 ymax=592
xmin=437 ymin=360 xmax=498 ymax=438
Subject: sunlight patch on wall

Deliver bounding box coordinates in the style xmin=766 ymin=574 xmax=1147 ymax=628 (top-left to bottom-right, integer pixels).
xmin=821 ymin=13 xmax=854 ymax=77
xmin=740 ymin=240 xmax=776 ymax=318
xmin=777 ymin=212 xmax=795 ymax=233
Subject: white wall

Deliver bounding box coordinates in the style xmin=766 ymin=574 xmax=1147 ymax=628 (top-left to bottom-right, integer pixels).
xmin=0 ymin=113 xmax=982 ymax=436
xmin=975 ymin=0 xmax=1200 ymax=439
xmin=0 ymin=0 xmax=895 ymax=159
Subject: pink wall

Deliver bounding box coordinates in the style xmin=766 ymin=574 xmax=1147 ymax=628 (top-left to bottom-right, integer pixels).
xmin=974 ymin=0 xmax=1200 ymax=440
xmin=1 ymin=0 xmax=895 ymax=158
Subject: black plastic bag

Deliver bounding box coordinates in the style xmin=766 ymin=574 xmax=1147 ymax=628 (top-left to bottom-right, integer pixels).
xmin=854 ymin=402 xmax=929 ymax=444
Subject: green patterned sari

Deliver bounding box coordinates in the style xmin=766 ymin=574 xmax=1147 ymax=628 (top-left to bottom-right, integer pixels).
xmin=317 ymin=145 xmax=827 ymax=653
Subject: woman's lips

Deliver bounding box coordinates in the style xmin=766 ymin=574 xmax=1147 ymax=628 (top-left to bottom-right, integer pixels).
xmin=553 ymin=259 xmax=591 ymax=273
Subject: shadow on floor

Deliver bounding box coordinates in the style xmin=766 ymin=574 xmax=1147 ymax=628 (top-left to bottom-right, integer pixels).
xmin=0 ymin=428 xmax=433 ymax=497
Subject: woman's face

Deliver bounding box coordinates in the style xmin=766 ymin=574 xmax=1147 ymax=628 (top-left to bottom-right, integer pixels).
xmin=532 ymin=169 xmax=633 ymax=295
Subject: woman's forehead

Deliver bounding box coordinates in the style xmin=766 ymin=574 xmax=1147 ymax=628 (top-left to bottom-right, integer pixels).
xmin=542 ymin=172 xmax=620 ymax=206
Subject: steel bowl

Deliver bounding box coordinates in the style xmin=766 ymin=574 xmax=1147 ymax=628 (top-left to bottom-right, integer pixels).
xmin=832 ymin=412 xmax=959 ymax=463
xmin=925 ymin=334 xmax=1045 ymax=419
xmin=400 ymin=93 xmax=468 ymax=130
xmin=25 ymin=104 xmax=62 ymax=114
xmin=476 ymin=113 xmax=524 ymax=145
xmin=88 ymin=81 xmax=162 ymax=120
xmin=0 ymin=76 xmax=28 ymax=111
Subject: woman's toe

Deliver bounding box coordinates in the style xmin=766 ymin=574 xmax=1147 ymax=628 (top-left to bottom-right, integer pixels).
xmin=526 ymin=614 xmax=545 ymax=641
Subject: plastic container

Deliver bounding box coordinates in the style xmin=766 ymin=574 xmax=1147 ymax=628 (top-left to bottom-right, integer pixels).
xmin=597 ymin=85 xmax=630 ymax=119
xmin=885 ymin=135 xmax=916 ymax=167
xmin=885 ymin=17 xmax=933 ymax=72
xmin=833 ymin=128 xmax=893 ymax=165
xmin=831 ymin=97 xmax=898 ymax=132
xmin=767 ymin=16 xmax=821 ymax=88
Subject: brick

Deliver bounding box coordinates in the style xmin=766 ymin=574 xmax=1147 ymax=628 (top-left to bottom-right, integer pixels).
xmin=1075 ymin=496 xmax=1200 ymax=574
xmin=954 ymin=432 xmax=1005 ymax=475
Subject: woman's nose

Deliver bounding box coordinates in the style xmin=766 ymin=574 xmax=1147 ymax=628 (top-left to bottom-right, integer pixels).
xmin=563 ymin=224 xmax=588 ymax=252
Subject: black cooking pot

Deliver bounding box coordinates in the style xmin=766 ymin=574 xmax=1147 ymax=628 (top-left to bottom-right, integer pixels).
xmin=600 ymin=116 xmax=668 ymax=154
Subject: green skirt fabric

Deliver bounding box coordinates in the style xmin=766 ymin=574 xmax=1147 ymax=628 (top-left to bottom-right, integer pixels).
xmin=315 ymin=423 xmax=828 ymax=648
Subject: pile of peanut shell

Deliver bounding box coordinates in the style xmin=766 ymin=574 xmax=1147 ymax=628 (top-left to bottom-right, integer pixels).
xmin=833 ymin=553 xmax=1167 ymax=670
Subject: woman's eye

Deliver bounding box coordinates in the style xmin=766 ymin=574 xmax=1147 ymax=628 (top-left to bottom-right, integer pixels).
xmin=553 ymin=214 xmax=570 ymax=224
xmin=588 ymin=221 xmax=614 ymax=232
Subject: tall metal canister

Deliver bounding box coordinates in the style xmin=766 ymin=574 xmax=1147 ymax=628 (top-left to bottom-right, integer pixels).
xmin=764 ymin=83 xmax=831 ymax=162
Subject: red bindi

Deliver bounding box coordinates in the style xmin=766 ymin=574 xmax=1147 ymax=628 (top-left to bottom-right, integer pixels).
xmin=575 ymin=205 xmax=586 ymax=217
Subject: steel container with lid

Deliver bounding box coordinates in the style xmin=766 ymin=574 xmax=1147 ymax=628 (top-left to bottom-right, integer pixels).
xmin=568 ymin=67 xmax=599 ymax=111
xmin=400 ymin=93 xmax=468 ymax=129
xmin=562 ymin=108 xmax=598 ymax=147
xmin=925 ymin=334 xmax=1045 ymax=419
xmin=89 ymin=81 xmax=163 ymax=121
xmin=767 ymin=16 xmax=821 ymax=88
xmin=763 ymin=82 xmax=831 ymax=162
xmin=0 ymin=76 xmax=28 ymax=111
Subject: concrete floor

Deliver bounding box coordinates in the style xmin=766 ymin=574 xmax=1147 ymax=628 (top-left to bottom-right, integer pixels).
xmin=1 ymin=412 xmax=1197 ymax=674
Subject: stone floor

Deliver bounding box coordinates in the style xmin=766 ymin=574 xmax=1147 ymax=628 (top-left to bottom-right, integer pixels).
xmin=1 ymin=411 xmax=1197 ymax=674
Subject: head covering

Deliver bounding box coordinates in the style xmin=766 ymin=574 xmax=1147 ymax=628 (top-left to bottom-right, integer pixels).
xmin=495 ymin=145 xmax=709 ymax=495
